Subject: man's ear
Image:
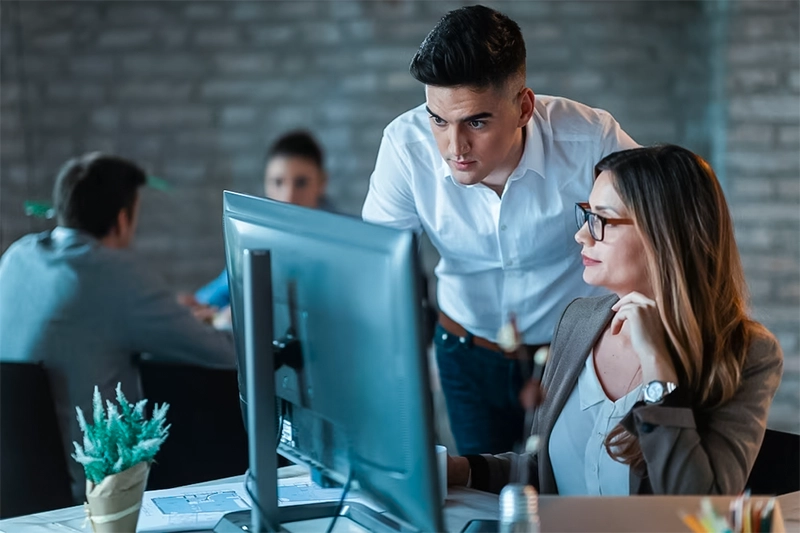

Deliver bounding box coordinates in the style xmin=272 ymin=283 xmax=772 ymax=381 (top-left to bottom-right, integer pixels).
xmin=109 ymin=209 xmax=131 ymax=239
xmin=518 ymin=88 xmax=535 ymax=127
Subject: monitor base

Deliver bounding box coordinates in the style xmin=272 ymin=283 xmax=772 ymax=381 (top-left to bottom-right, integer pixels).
xmin=213 ymin=501 xmax=414 ymax=533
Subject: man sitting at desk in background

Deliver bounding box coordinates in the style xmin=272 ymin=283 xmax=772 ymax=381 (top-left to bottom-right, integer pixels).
xmin=362 ymin=5 xmax=638 ymax=456
xmin=180 ymin=130 xmax=334 ymax=317
xmin=0 ymin=153 xmax=236 ymax=503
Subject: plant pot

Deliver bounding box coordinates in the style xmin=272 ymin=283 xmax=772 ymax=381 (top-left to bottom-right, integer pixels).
xmin=84 ymin=461 xmax=150 ymax=533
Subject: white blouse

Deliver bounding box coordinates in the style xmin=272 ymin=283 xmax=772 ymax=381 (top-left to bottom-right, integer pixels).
xmin=548 ymin=350 xmax=642 ymax=495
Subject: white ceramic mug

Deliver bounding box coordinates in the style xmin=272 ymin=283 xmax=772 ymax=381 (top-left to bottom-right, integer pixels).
xmin=435 ymin=444 xmax=447 ymax=506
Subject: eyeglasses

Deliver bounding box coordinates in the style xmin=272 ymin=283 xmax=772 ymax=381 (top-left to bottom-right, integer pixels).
xmin=574 ymin=202 xmax=634 ymax=241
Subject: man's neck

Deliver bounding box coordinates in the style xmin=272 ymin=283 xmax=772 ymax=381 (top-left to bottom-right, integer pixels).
xmin=481 ymin=126 xmax=527 ymax=196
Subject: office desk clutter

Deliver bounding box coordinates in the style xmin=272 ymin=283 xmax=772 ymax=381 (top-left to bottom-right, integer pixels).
xmin=72 ymin=384 xmax=169 ymax=533
xmin=680 ymin=495 xmax=783 ymax=533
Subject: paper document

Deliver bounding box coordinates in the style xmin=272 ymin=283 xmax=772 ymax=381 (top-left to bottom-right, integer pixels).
xmin=138 ymin=482 xmax=251 ymax=532
xmin=136 ymin=476 xmax=353 ymax=532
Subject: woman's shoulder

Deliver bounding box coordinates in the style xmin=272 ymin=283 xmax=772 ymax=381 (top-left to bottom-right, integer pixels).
xmin=560 ymin=294 xmax=619 ymax=322
xmin=744 ymin=323 xmax=783 ymax=371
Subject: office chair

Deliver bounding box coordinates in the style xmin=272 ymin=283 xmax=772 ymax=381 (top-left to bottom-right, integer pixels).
xmin=139 ymin=360 xmax=249 ymax=489
xmin=0 ymin=362 xmax=74 ymax=518
xmin=746 ymin=428 xmax=800 ymax=495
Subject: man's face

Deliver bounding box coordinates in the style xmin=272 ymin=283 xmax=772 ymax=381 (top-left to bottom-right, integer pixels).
xmin=425 ymin=83 xmax=533 ymax=187
xmin=264 ymin=156 xmax=326 ymax=209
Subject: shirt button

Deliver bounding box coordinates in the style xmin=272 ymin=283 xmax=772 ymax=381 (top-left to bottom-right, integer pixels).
xmin=500 ymin=224 xmax=507 ymax=231
xmin=506 ymin=260 xmax=514 ymax=267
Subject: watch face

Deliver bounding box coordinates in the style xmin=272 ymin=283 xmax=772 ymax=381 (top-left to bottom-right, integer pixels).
xmin=646 ymin=381 xmax=665 ymax=402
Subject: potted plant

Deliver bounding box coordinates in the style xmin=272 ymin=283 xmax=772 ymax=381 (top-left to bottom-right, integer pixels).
xmin=72 ymin=384 xmax=169 ymax=532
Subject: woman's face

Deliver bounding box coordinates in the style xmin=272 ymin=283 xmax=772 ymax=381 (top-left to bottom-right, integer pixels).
xmin=575 ymin=170 xmax=650 ymax=297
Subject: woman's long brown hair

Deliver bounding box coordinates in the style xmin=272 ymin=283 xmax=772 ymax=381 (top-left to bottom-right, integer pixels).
xmin=596 ymin=145 xmax=760 ymax=470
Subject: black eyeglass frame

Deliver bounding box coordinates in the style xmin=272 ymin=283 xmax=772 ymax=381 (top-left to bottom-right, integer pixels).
xmin=574 ymin=202 xmax=634 ymax=241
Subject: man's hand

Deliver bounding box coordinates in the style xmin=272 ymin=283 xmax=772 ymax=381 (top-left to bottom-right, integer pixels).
xmin=447 ymin=455 xmax=471 ymax=486
xmin=177 ymin=293 xmax=218 ymax=325
xmin=519 ymin=379 xmax=545 ymax=410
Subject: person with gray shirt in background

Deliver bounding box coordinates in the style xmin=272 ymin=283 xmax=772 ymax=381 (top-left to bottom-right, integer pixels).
xmin=0 ymin=153 xmax=236 ymax=503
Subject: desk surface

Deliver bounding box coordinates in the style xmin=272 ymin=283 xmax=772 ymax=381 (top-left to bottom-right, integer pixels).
xmin=1 ymin=467 xmax=797 ymax=533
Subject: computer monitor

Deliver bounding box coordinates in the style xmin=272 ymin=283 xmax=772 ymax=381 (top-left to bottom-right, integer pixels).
xmin=219 ymin=191 xmax=443 ymax=532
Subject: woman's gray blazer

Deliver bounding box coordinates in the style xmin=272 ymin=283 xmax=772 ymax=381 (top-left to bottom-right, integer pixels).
xmin=468 ymin=294 xmax=783 ymax=495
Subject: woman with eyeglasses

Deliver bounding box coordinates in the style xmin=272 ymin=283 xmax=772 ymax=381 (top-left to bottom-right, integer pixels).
xmin=447 ymin=144 xmax=783 ymax=495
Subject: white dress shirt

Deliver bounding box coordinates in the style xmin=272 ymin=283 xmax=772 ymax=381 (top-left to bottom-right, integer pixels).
xmin=362 ymin=96 xmax=638 ymax=344
xmin=548 ymin=351 xmax=642 ymax=495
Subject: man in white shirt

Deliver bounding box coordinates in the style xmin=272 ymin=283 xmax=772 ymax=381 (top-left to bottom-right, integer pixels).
xmin=362 ymin=5 xmax=638 ymax=455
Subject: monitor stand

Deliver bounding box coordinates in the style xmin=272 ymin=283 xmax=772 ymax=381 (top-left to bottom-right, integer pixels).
xmin=213 ymin=501 xmax=407 ymax=533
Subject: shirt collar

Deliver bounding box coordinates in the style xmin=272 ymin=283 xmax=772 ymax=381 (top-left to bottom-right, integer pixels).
xmin=579 ymin=350 xmax=606 ymax=410
xmin=436 ymin=114 xmax=548 ymax=186
xmin=47 ymin=226 xmax=99 ymax=247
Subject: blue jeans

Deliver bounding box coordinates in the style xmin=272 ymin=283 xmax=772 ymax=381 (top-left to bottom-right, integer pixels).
xmin=434 ymin=323 xmax=527 ymax=456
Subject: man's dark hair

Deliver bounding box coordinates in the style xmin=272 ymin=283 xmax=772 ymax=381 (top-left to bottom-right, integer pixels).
xmin=409 ymin=5 xmax=526 ymax=90
xmin=53 ymin=153 xmax=147 ymax=239
xmin=267 ymin=130 xmax=324 ymax=169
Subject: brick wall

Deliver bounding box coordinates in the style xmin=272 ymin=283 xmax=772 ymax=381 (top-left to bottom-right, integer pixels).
xmin=725 ymin=0 xmax=800 ymax=432
xmin=1 ymin=0 xmax=798 ymax=430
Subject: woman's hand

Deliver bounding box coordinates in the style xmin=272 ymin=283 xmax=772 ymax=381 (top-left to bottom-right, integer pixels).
xmin=611 ymin=292 xmax=678 ymax=384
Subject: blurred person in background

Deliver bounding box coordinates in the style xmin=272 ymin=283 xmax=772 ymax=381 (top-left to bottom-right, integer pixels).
xmin=0 ymin=153 xmax=236 ymax=503
xmin=180 ymin=130 xmax=332 ymax=316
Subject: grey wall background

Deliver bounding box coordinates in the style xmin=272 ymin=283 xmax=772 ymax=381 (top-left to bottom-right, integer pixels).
xmin=1 ymin=0 xmax=798 ymax=431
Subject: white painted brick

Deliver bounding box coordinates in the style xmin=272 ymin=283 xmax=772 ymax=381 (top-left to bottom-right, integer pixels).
xmin=731 ymin=178 xmax=775 ymax=198
xmin=31 ymin=32 xmax=72 ymax=49
xmin=727 ymin=124 xmax=775 ymax=145
xmin=122 ymin=54 xmax=208 ymax=76
xmin=728 ymin=42 xmax=800 ymax=66
xmin=361 ymin=47 xmax=419 ymax=67
xmin=778 ymin=126 xmax=800 ymax=145
xmin=340 ymin=73 xmax=379 ymax=93
xmin=0 ymin=84 xmax=20 ymax=105
xmin=733 ymin=204 xmax=800 ymax=223
xmin=728 ymin=69 xmax=781 ymax=91
xmin=89 ymin=109 xmax=120 ymax=130
xmin=45 ymin=83 xmax=105 ymax=102
xmin=200 ymin=80 xmax=290 ymax=100
xmin=790 ymin=70 xmax=800 ymax=92
xmin=728 ymin=150 xmax=800 ymax=174
xmin=193 ymin=28 xmax=241 ymax=48
xmin=159 ymin=28 xmax=189 ymax=48
xmin=302 ymin=23 xmax=343 ymax=45
xmin=747 ymin=278 xmax=773 ymax=300
xmin=184 ymin=4 xmax=225 ymax=20
xmin=220 ymin=106 xmax=262 ymax=127
xmin=343 ymin=21 xmax=375 ymax=41
xmin=106 ymin=5 xmax=168 ymax=25
xmin=776 ymin=179 xmax=800 ymax=199
xmin=384 ymin=72 xmax=421 ymax=92
xmin=329 ymin=2 xmax=362 ymax=20
xmin=213 ymin=53 xmax=276 ymax=74
xmin=248 ymin=26 xmax=296 ymax=46
xmin=96 ymin=29 xmax=153 ymax=49
xmin=230 ymin=2 xmax=270 ymax=21
xmin=116 ymin=82 xmax=193 ymax=101
xmin=127 ymin=107 xmax=213 ymax=129
xmin=70 ymin=56 xmax=115 ymax=77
